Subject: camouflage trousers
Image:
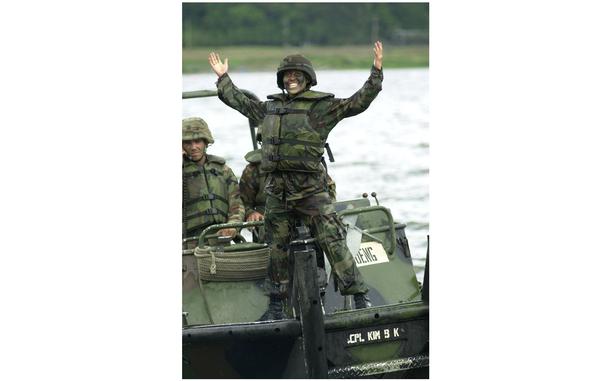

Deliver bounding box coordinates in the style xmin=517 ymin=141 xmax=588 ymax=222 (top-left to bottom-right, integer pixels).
xmin=264 ymin=191 xmax=368 ymax=296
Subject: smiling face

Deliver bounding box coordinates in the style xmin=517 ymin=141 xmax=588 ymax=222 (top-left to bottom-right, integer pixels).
xmin=182 ymin=138 xmax=207 ymax=162
xmin=283 ymin=70 xmax=308 ymax=95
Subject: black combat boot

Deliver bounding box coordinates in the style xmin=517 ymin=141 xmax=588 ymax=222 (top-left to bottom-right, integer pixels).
xmin=258 ymin=294 xmax=287 ymax=321
xmin=353 ymin=293 xmax=372 ymax=309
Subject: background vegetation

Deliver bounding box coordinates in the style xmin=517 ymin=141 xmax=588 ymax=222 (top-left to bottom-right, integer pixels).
xmin=183 ymin=45 xmax=428 ymax=73
xmin=182 ymin=3 xmax=429 ymax=73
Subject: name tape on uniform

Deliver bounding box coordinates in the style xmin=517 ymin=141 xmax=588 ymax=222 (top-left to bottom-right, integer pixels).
xmin=354 ymin=241 xmax=389 ymax=267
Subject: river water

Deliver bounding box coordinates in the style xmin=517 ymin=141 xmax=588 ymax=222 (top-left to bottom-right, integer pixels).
xmin=183 ymin=68 xmax=429 ymax=280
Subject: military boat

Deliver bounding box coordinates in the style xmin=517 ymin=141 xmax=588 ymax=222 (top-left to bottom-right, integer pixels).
xmin=182 ymin=89 xmax=429 ymax=378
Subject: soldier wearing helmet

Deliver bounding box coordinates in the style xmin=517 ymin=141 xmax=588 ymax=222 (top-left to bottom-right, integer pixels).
xmin=209 ymin=41 xmax=384 ymax=319
xmin=182 ymin=117 xmax=244 ymax=244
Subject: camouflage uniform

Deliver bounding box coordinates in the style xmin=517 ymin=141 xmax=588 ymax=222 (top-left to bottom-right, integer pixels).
xmin=239 ymin=150 xmax=268 ymax=220
xmin=183 ymin=118 xmax=245 ymax=244
xmin=240 ymin=148 xmax=337 ymax=243
xmin=240 ymin=148 xmax=337 ymax=218
xmin=216 ymin=62 xmax=382 ymax=296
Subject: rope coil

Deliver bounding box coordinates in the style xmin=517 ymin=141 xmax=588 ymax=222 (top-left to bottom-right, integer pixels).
xmin=194 ymin=245 xmax=270 ymax=281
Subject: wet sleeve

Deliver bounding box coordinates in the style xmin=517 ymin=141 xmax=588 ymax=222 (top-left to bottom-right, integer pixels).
xmin=316 ymin=66 xmax=383 ymax=131
xmin=216 ymin=74 xmax=267 ymax=124
xmin=239 ymin=164 xmax=259 ymax=218
xmin=225 ymin=165 xmax=245 ymax=224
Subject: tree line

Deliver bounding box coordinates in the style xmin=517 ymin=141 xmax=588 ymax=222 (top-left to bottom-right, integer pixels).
xmin=183 ymin=3 xmax=429 ymax=47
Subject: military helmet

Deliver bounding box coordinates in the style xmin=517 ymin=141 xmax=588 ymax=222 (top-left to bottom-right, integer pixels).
xmin=276 ymin=54 xmax=317 ymax=89
xmin=182 ymin=117 xmax=214 ymax=144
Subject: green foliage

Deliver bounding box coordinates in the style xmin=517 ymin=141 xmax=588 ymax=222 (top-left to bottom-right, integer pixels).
xmin=182 ymin=3 xmax=428 ymax=48
xmin=182 ymin=45 xmax=428 ymax=73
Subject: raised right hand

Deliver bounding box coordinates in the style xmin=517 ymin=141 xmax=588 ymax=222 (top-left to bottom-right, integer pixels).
xmin=208 ymin=52 xmax=228 ymax=77
xmin=373 ymin=41 xmax=383 ymax=70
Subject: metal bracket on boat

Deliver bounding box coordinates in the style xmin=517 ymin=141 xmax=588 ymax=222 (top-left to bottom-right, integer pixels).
xmin=345 ymin=223 xmax=383 ymax=244
xmin=182 ymin=312 xmax=189 ymax=326
xmin=339 ymin=205 xmax=397 ymax=256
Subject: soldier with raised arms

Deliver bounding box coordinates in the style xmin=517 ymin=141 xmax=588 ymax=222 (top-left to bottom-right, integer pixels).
xmin=209 ymin=41 xmax=384 ymax=319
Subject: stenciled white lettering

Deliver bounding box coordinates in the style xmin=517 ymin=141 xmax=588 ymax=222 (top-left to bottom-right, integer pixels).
xmin=347 ymin=333 xmax=365 ymax=345
xmin=347 ymin=326 xmax=403 ymax=345
xmin=367 ymin=330 xmax=381 ymax=341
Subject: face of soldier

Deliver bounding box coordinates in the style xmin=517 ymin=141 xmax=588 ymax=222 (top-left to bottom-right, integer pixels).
xmin=182 ymin=138 xmax=207 ymax=161
xmin=283 ymin=70 xmax=308 ymax=95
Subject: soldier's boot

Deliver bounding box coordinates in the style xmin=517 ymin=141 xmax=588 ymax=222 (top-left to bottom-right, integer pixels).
xmin=258 ymin=294 xmax=287 ymax=321
xmin=354 ymin=293 xmax=372 ymax=309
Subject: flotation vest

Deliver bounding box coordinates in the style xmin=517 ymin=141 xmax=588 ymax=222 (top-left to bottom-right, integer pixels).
xmin=260 ymin=90 xmax=334 ymax=173
xmin=183 ymin=154 xmax=233 ymax=235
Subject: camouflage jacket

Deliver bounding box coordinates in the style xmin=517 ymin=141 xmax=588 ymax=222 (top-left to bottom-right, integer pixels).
xmin=217 ymin=66 xmax=382 ymax=200
xmin=239 ymin=149 xmax=337 ymax=217
xmin=239 ymin=150 xmax=267 ymax=217
xmin=182 ymin=154 xmax=245 ymax=236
